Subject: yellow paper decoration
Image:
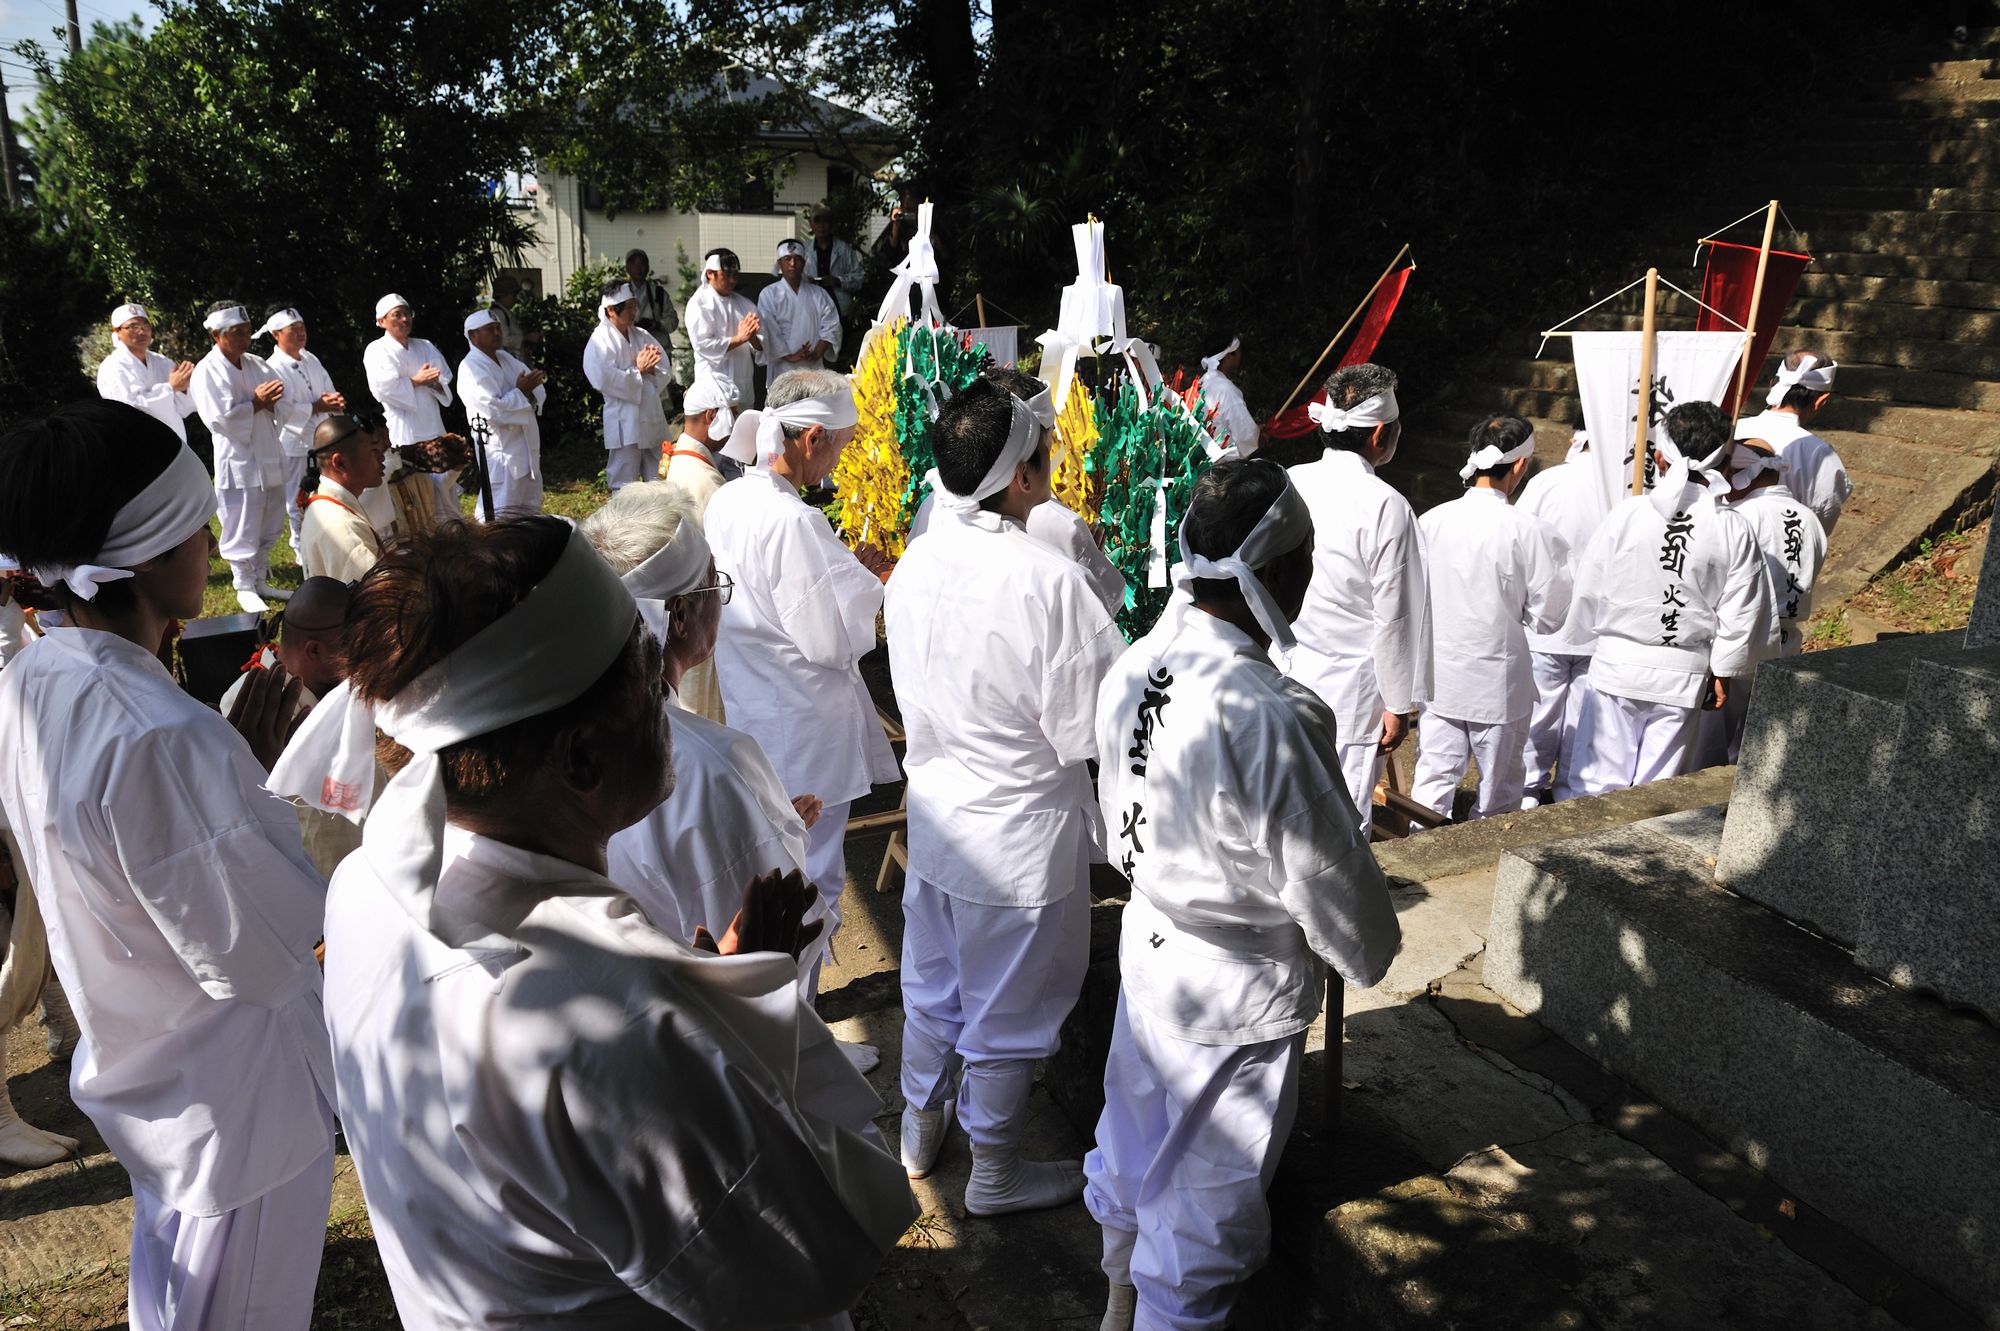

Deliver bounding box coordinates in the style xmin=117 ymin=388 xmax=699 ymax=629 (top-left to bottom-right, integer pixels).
xmin=1049 ymin=368 xmax=1102 ymax=525
xmin=830 ymin=318 xmax=910 ymax=555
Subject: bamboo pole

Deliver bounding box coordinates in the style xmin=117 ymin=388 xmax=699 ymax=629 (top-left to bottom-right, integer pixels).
xmin=1631 ymin=268 xmax=1660 ymax=496
xmin=1274 ymin=243 xmax=1412 ymax=418
xmin=1728 ymin=200 xmax=1780 ymax=426
xmin=975 ymin=292 xmax=988 ymax=328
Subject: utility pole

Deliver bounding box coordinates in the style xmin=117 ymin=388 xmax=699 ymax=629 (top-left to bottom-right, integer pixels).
xmin=0 ymin=74 xmax=21 ymax=210
xmin=65 ymin=0 xmax=82 ymax=56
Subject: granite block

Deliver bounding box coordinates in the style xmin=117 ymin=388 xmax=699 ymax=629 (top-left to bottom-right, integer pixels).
xmin=1487 ymin=822 xmax=2000 ymax=1316
xmin=1715 ymin=632 xmax=1961 ymax=944
xmin=1855 ymin=649 xmax=2000 ymax=1022
xmin=1968 ymin=534 xmax=2000 ymax=650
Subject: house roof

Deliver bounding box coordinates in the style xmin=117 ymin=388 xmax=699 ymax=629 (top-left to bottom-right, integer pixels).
xmin=717 ymin=72 xmax=901 ymax=149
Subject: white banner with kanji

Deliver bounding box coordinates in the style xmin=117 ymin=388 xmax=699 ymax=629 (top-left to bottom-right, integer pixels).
xmin=1571 ymin=330 xmax=1747 ymax=512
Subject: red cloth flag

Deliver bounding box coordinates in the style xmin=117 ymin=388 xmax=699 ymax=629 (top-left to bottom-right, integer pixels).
xmin=1265 ymin=263 xmax=1414 ymax=439
xmin=1697 ymin=240 xmax=1811 ymax=416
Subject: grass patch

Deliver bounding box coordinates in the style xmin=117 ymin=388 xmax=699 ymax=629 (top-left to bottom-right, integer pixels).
xmin=1845 ymin=517 xmax=1987 ymax=640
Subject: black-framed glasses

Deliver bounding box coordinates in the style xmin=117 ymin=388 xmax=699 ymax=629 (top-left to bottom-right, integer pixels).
xmin=685 ymin=570 xmax=733 ymax=605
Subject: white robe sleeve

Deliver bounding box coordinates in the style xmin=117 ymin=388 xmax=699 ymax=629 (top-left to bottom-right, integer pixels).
xmin=464 ymin=354 xmax=540 ymax=425
xmin=1520 ymin=516 xmax=1573 ymax=636
xmin=1368 ymin=498 xmax=1432 ymax=715
xmin=425 ymin=341 xmax=455 ymax=410
xmin=1035 ymin=590 xmax=1123 ymax=769
xmin=191 ymin=356 xmax=257 ymax=443
xmin=271 ymin=360 xmax=315 ymax=444
xmin=365 ymin=341 xmax=419 ymax=415
xmin=816 ymin=288 xmax=844 ymax=360
xmin=1709 ymin=510 xmax=1781 ymax=680
xmin=686 ymin=294 xmax=732 ymax=372
xmin=766 ymin=516 xmax=874 ymax=672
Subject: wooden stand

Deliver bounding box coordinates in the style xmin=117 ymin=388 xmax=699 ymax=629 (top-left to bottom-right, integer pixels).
xmin=1728 ymin=200 xmax=1781 ymax=428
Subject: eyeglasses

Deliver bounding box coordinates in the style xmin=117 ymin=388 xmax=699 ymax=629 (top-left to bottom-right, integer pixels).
xmin=684 ymin=570 xmax=733 ymax=605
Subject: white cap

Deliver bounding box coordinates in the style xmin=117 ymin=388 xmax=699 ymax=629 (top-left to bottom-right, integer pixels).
xmin=463 ymin=307 xmax=500 ymax=336
xmin=258 ymin=307 xmax=304 ymax=338
xmin=111 ymin=302 xmax=149 ymax=328
xmin=683 ymin=375 xmax=731 ymax=415
xmin=375 ymin=293 xmax=412 ymax=320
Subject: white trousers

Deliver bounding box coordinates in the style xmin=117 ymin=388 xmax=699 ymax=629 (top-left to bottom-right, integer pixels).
xmin=1336 ymin=742 xmax=1381 ymax=840
xmin=1524 ymin=651 xmax=1590 ymax=793
xmin=486 ymin=467 xmax=544 ymax=518
xmin=606 ymin=444 xmax=662 ymax=492
xmin=1556 ymin=678 xmax=1699 ymax=800
xmin=1084 ymin=994 xmax=1303 ymax=1331
xmin=899 ymin=863 xmax=1090 ymax=1151
xmin=128 ymin=1137 xmax=334 ymax=1331
xmin=281 ymin=454 xmax=308 ymax=549
xmin=1411 ymin=713 xmax=1529 ymax=822
xmin=801 ymin=800 xmax=851 ymax=1000
xmin=215 ymin=483 xmax=284 ymax=577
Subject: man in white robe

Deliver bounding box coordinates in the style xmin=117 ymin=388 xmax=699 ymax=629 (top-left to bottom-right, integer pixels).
xmin=260 ymin=306 xmax=346 ymax=549
xmin=685 ymin=248 xmax=764 ymax=413
xmin=363 ymin=293 xmax=456 ymax=515
xmin=271 ymin=516 xmax=916 ymax=1330
xmin=1412 ymin=416 xmax=1572 ymax=821
xmin=297 ymin=415 xmax=387 ymax=584
xmin=760 ymin=238 xmax=843 ymax=383
xmin=1198 ymin=334 xmax=1260 ymax=455
xmin=886 ymin=370 xmax=1123 ymax=1213
xmin=584 ymin=279 xmax=670 ymax=492
xmin=1557 ymin=402 xmax=1778 ymax=799
xmin=908 ymin=481 xmax=1126 ymax=618
xmin=458 ymin=307 xmax=547 ymax=515
xmin=588 ymin=484 xmax=827 ymax=982
xmin=0 ymin=402 xmax=335 ymax=1330
xmin=94 ymin=302 xmax=195 ymax=444
xmin=1694 ymin=439 xmax=1827 ymax=766
xmin=1515 ymin=428 xmax=1605 ymax=804
xmin=1734 ymin=350 xmax=1852 ymax=534
xmin=705 ymin=370 xmax=898 ymax=1003
xmin=1087 ymin=458 xmax=1401 ymax=1331
xmin=1285 ymin=363 xmax=1433 ymax=837
xmin=191 ymin=301 xmax=292 ymax=611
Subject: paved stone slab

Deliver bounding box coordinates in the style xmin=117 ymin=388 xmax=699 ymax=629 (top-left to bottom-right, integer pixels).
xmin=1488 ymin=821 xmax=2000 ymax=1315
xmin=1855 ymin=648 xmax=2000 ymax=1020
xmin=1716 ymin=632 xmax=1961 ymax=943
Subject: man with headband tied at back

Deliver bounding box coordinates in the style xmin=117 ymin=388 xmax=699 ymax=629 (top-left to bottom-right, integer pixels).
xmin=271 ymin=514 xmax=916 ymax=1328
xmin=0 ymin=400 xmax=335 ymax=1331
xmin=1285 ymin=363 xmax=1433 ymax=837
xmin=685 ymin=247 xmax=764 ymax=414
xmin=1086 ymin=457 xmax=1401 ymax=1331
xmin=885 ymin=368 xmax=1123 ymax=1213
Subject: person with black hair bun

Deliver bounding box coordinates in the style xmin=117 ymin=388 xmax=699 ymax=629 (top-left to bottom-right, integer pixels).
xmin=0 ymin=399 xmax=337 ymax=1329
xmin=883 ymin=370 xmax=1124 ymax=1213
xmin=1408 ymin=414 xmax=1572 ymax=822
xmin=1087 ymin=457 xmax=1399 ymax=1331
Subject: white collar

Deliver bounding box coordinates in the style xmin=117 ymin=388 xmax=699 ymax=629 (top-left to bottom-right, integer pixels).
xmin=1322 ymin=447 xmax=1377 ymax=477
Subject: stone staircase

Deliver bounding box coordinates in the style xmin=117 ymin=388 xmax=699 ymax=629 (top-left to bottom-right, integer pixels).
xmin=1401 ymin=29 xmax=2000 ymax=608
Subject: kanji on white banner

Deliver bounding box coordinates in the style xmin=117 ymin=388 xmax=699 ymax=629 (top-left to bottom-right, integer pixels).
xmin=1571 ymin=330 xmax=1746 ymax=512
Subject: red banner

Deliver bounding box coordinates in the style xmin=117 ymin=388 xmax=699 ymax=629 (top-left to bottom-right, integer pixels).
xmin=1265 ymin=263 xmax=1413 ymax=439
xmin=1697 ymin=240 xmax=1812 ymax=415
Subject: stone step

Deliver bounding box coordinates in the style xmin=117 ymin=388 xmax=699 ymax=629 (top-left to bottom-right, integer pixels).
xmin=1885 ymin=57 xmax=2000 ymax=81
xmin=1808 ymin=402 xmax=2000 ymax=455
xmin=1794 ymin=269 xmax=2000 ymax=311
xmin=1806 ymin=212 xmax=2000 ymax=258
xmin=1788 ymin=298 xmax=2000 ymax=342
xmin=1486 ymin=814 xmax=2000 ymax=1319
xmin=1476 ymin=354 xmax=2000 ymax=417
xmin=1816 ymin=250 xmax=2000 ymax=282
xmin=1815 ymin=452 xmax=1996 ymax=604
xmin=1800 ymin=159 xmax=2000 ymax=187
xmin=1811 ymin=135 xmax=2000 ymax=166
xmin=1569 ymin=316 xmax=2000 ymax=380
xmin=1808 ymin=183 xmax=2000 ymax=211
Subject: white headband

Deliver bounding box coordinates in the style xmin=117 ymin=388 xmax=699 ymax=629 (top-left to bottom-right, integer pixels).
xmin=29 ymin=445 xmax=217 ymax=600
xmin=203 ymin=305 xmax=250 ymax=333
xmin=463 ymin=307 xmax=500 ymax=336
xmin=702 ymin=253 xmax=736 ymax=275
xmin=1459 ymin=430 xmax=1536 ymax=481
xmin=1566 ymin=428 xmax=1590 ymax=461
xmin=1171 ymin=469 xmax=1314 ymax=653
xmin=1307 ymin=387 xmax=1400 ymax=435
xmin=755 ymin=388 xmax=859 ymax=463
xmin=940 ymin=387 xmax=1055 ymax=506
xmin=1699 ymin=441 xmax=1782 ymax=493
xmin=1200 ymin=337 xmax=1240 ymax=376
xmin=1767 ymin=354 xmax=1837 ymax=407
xmin=620 ymin=511 xmax=712 ymax=604
xmin=682 ymin=373 xmax=731 ymax=416
xmin=374 ymin=293 xmax=411 ymax=320
xmin=258 ymin=307 xmax=304 ymax=338
xmin=775 ymin=238 xmax=806 ymax=261
xmin=111 ymin=302 xmax=149 ymax=327
xmin=600 ymin=282 xmax=639 ymax=315
xmin=267 ymin=527 xmax=637 ymax=949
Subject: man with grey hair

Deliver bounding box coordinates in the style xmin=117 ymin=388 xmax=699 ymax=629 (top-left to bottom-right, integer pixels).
xmin=704 ymin=370 xmax=897 ymax=1057
xmin=1285 ymin=362 xmax=1432 ymax=837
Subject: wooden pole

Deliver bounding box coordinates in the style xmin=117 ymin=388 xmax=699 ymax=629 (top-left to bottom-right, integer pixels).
xmin=1728 ymin=199 xmax=1780 ymax=426
xmin=1631 ymin=268 xmax=1660 ymax=497
xmin=1274 ymin=243 xmax=1412 ymax=418
xmin=974 ymin=292 xmax=988 ymax=328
